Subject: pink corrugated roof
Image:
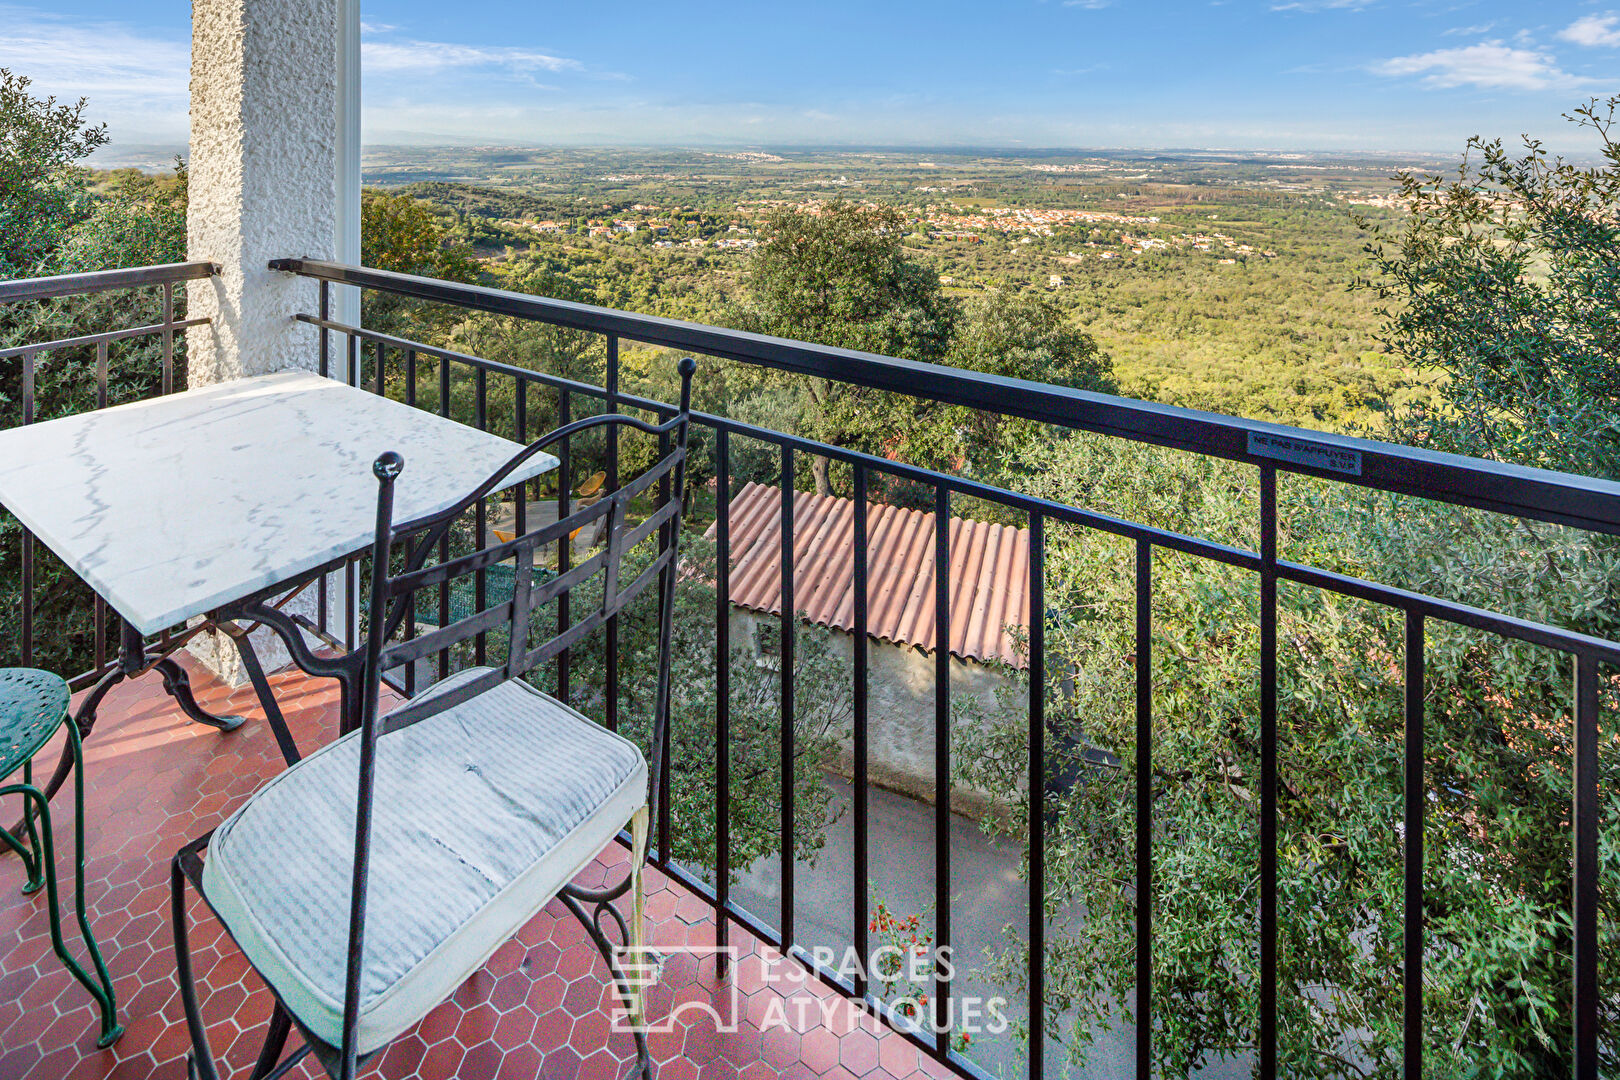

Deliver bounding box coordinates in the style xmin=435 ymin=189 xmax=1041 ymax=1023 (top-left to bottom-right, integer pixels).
xmin=703 ymin=482 xmax=1031 ymax=669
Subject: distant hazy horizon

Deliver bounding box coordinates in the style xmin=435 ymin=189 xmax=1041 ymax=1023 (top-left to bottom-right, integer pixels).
xmin=18 ymin=1 xmax=1617 ymax=157
xmin=85 ymin=142 xmax=1486 ymax=173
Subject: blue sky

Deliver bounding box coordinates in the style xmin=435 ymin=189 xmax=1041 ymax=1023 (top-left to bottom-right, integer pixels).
xmin=3 ymin=1 xmax=1616 ymax=153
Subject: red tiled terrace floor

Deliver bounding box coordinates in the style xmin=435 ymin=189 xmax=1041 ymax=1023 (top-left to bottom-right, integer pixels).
xmin=0 ymin=656 xmax=954 ymax=1080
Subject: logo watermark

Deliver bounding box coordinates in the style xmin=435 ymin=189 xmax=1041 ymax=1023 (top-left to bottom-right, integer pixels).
xmin=611 ymin=940 xmax=1010 ymax=1051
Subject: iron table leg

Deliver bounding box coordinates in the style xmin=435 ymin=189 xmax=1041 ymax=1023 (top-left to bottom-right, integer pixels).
xmin=17 ymin=623 xmax=245 ymax=817
xmin=216 ymin=622 xmax=302 ymax=766
xmin=152 ymin=656 xmax=247 ymax=733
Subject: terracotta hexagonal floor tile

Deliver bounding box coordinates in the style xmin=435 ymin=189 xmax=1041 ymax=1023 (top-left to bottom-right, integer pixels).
xmin=499 ymin=1042 xmax=544 ymax=1078
xmin=0 ymin=660 xmax=961 ymax=1080
xmin=876 ymin=1035 xmax=918 ymax=1078
xmin=697 ymin=1058 xmax=743 ymax=1080
xmin=838 ymin=1029 xmax=880 ymax=1076
xmin=539 ymin=1041 xmax=584 ymax=1077
xmin=531 ymin=1008 xmax=573 ymax=1055
xmin=798 ymin=1026 xmax=841 ymax=1075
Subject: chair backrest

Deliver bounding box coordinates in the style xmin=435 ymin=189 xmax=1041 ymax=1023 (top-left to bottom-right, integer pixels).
xmin=329 ymin=356 xmax=696 ymax=1076
xmin=358 ymin=356 xmax=695 ymax=740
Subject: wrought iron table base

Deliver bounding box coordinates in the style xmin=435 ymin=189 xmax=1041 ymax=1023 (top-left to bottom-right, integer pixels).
xmin=32 ymin=621 xmax=249 ymax=809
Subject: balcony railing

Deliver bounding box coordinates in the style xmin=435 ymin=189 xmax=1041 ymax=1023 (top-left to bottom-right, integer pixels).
xmin=0 ymin=261 xmax=217 ymax=685
xmin=2 ymin=258 xmax=1612 ymax=1079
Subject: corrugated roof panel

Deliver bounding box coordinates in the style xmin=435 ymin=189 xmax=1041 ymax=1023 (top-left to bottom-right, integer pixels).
xmin=702 ymin=482 xmax=1031 ymax=669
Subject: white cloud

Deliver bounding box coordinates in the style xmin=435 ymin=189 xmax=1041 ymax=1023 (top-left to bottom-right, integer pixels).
xmin=0 ymin=6 xmax=188 ymax=142
xmin=1373 ymin=41 xmax=1599 ymax=91
xmin=361 ymin=39 xmax=582 ymax=76
xmin=1271 ymin=0 xmax=1375 ymax=12
xmin=1559 ymin=13 xmax=1620 ymax=48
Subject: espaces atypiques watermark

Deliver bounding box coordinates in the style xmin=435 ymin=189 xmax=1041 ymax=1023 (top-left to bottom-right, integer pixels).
xmin=612 ymin=940 xmax=1010 ymax=1053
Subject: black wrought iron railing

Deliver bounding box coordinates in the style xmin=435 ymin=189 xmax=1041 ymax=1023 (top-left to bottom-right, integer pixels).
xmin=0 ymin=261 xmax=217 ymax=686
xmin=269 ymin=259 xmax=1611 ymax=1080
xmin=0 ymin=256 xmax=1609 ymax=1078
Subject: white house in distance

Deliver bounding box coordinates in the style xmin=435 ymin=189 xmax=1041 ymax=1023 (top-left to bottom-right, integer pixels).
xmin=707 ymin=482 xmax=1030 ymax=817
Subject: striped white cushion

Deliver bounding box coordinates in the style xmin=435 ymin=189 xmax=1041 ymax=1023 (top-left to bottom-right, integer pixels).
xmin=202 ymin=669 xmax=646 ymax=1054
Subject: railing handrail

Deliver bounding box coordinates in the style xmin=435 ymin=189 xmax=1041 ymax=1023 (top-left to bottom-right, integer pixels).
xmin=271 ymin=257 xmax=1620 ymax=536
xmin=0 ymin=261 xmax=218 ymax=305
xmin=297 ymin=308 xmax=1620 ymax=671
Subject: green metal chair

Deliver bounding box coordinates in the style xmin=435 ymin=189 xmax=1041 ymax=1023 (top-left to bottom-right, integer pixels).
xmin=0 ymin=668 xmax=123 ymax=1048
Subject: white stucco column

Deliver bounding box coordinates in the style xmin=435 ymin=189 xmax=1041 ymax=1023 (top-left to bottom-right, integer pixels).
xmin=185 ymin=0 xmax=353 ymax=682
xmin=186 ymin=0 xmax=340 ymax=384
xmin=333 ymin=0 xmax=362 ymax=351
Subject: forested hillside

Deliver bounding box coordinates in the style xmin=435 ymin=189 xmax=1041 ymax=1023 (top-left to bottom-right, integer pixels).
xmin=370 ymin=150 xmax=1436 ymax=430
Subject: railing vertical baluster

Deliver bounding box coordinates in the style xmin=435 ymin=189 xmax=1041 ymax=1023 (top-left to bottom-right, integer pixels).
xmin=1028 ymin=513 xmax=1046 ymax=1080
xmin=374 ymin=339 xmax=385 ymax=396
xmin=161 ymin=282 xmax=175 ymax=395
xmin=933 ymin=483 xmax=952 ymax=1052
xmin=345 ymin=558 xmax=357 ymax=652
xmin=94 ymin=595 xmax=106 ymax=672
xmin=1259 ymin=465 xmax=1278 ymax=1080
xmin=515 ymin=379 xmax=528 ymax=534
xmin=510 ymin=378 xmax=528 ymax=698
xmin=474 ymin=366 xmax=488 ymax=666
xmin=20 ymin=528 xmax=33 ymax=669
xmin=95 ymin=339 xmax=108 ymax=410
xmin=556 ymin=389 xmax=572 ymax=701
xmin=437 ymin=355 xmax=451 ymax=680
xmin=1136 ymin=538 xmax=1153 ymax=1079
xmin=316 ymin=290 xmax=331 ymax=638
xmin=94 ymin=339 xmax=109 ymax=669
xmin=398 ymin=348 xmax=419 ymax=699
xmin=346 ymin=304 xmax=358 ymax=650
xmin=605 ymin=335 xmax=620 ymax=734
xmin=657 ymin=413 xmax=673 ymax=862
xmin=853 ymin=463 xmax=870 ymax=1001
xmin=20 ymin=350 xmax=35 ymax=668
xmin=402 ymin=594 xmax=416 ymax=697
xmin=779 ymin=444 xmax=796 ymax=947
xmin=1403 ymin=609 xmax=1425 ymax=1076
xmin=318 ymin=281 xmax=330 ymax=379
xmin=1572 ymin=652 xmax=1599 ymax=1080
xmin=715 ymin=426 xmax=732 ymax=970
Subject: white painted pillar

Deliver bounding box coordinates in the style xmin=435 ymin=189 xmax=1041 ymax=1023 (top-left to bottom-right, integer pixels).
xmin=327 ymin=0 xmax=364 ymax=647
xmin=334 ymin=0 xmax=362 ymax=357
xmin=184 ymin=0 xmax=346 ymax=681
xmin=186 ymin=0 xmax=340 ymax=384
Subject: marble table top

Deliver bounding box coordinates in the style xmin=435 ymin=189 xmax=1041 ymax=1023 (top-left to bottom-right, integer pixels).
xmin=0 ymin=371 xmax=558 ymax=635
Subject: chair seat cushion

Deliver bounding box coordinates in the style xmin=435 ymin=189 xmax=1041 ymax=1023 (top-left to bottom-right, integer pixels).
xmin=202 ymin=669 xmax=646 ymax=1054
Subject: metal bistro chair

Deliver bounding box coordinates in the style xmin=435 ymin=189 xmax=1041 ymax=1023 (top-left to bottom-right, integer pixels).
xmin=171 ymin=357 xmax=697 ymax=1080
xmin=0 ymin=668 xmax=122 ymax=1048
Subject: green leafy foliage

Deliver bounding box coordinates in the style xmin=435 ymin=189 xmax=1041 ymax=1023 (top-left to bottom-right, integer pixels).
xmin=359 ymin=189 xmax=480 ymax=340
xmin=722 ymin=200 xmax=1114 ymax=497
xmin=0 ymin=69 xmax=106 ymax=278
xmin=547 ymin=537 xmax=850 ymax=878
xmin=1362 ymin=98 xmax=1620 ymax=479
xmin=0 ymin=76 xmax=187 ymax=674
xmin=951 ymin=101 xmax=1620 ymax=1079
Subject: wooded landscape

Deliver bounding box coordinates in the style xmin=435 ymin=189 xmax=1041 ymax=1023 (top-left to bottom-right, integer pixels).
xmin=3 ymin=66 xmax=1617 ymax=1079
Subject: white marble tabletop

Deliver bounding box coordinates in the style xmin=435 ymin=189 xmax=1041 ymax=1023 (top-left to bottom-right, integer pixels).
xmin=0 ymin=371 xmax=558 ymax=635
